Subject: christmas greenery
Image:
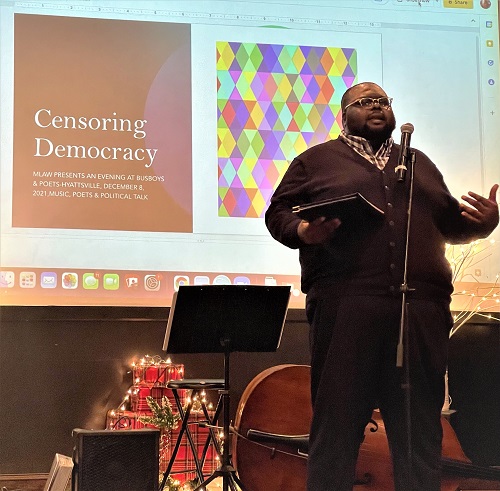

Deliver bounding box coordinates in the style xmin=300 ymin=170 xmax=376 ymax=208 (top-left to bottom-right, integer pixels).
xmin=138 ymin=396 xmax=181 ymax=429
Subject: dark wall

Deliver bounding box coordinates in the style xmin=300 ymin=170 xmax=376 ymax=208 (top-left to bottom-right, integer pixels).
xmin=0 ymin=307 xmax=498 ymax=475
xmin=0 ymin=306 xmax=310 ymax=474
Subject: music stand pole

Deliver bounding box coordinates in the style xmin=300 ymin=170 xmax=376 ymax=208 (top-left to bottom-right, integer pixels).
xmin=193 ymin=340 xmax=246 ymax=491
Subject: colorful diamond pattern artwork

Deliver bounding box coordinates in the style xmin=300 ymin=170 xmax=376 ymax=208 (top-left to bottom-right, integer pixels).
xmin=217 ymin=41 xmax=357 ymax=218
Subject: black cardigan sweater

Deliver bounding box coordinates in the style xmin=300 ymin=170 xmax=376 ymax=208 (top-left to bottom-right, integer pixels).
xmin=265 ymin=138 xmax=487 ymax=300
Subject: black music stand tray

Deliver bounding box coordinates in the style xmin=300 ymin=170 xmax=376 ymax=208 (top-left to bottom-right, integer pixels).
xmin=161 ymin=285 xmax=290 ymax=491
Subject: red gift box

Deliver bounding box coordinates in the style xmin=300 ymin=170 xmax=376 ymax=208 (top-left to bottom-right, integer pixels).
xmin=130 ymin=385 xmax=187 ymax=412
xmin=168 ymin=410 xmax=220 ymax=483
xmin=106 ymin=409 xmax=137 ymax=430
xmin=105 ymin=409 xmax=157 ymax=430
xmin=132 ymin=358 xmax=184 ymax=387
xmin=130 ymin=385 xmax=152 ymax=412
xmin=151 ymin=385 xmax=187 ymax=410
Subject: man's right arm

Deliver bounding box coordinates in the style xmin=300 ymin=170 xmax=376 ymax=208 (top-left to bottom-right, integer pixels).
xmin=265 ymin=158 xmax=309 ymax=249
xmin=265 ymin=158 xmax=341 ymax=247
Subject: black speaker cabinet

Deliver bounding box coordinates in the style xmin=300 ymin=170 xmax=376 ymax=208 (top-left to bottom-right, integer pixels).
xmin=72 ymin=428 xmax=160 ymax=491
xmin=448 ymin=320 xmax=500 ymax=466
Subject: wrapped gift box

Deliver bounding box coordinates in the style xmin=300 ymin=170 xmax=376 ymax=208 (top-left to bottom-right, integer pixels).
xmin=130 ymin=385 xmax=187 ymax=412
xmin=132 ymin=358 xmax=184 ymax=387
xmin=105 ymin=356 xmax=219 ymax=486
xmin=106 ymin=409 xmax=219 ymax=484
xmin=151 ymin=385 xmax=188 ymax=410
xmin=168 ymin=410 xmax=220 ymax=484
xmin=105 ymin=409 xmax=158 ymax=430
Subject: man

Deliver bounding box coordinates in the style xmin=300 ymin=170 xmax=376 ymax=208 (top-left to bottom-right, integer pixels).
xmin=265 ymin=82 xmax=499 ymax=491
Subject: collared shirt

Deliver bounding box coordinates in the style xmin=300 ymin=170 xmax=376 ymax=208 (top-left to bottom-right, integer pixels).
xmin=339 ymin=130 xmax=393 ymax=170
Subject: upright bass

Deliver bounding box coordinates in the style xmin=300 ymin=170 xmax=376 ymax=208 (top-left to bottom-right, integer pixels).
xmin=233 ymin=364 xmax=500 ymax=491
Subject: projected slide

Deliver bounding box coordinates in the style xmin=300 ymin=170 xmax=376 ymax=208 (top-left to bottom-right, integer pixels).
xmin=194 ymin=25 xmax=380 ymax=237
xmin=13 ymin=14 xmax=192 ymax=233
xmin=217 ymin=42 xmax=356 ymax=219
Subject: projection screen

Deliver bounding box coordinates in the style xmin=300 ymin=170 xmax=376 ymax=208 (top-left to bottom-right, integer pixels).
xmin=0 ymin=0 xmax=499 ymax=308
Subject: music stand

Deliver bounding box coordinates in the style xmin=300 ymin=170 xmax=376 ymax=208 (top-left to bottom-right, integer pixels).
xmin=162 ymin=285 xmax=291 ymax=491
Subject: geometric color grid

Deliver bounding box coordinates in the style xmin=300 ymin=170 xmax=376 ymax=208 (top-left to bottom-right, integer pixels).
xmin=217 ymin=42 xmax=357 ymax=217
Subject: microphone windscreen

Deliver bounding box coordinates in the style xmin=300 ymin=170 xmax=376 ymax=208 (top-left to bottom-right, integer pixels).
xmin=401 ymin=123 xmax=414 ymax=134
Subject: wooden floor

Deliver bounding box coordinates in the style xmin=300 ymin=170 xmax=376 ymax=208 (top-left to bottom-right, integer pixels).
xmin=1 ymin=474 xmax=500 ymax=490
xmin=0 ymin=475 xmax=225 ymax=491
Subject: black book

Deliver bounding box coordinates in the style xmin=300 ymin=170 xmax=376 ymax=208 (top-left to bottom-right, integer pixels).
xmin=292 ymin=192 xmax=384 ymax=222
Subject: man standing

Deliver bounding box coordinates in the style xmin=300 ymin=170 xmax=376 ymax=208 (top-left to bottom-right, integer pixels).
xmin=265 ymin=82 xmax=499 ymax=490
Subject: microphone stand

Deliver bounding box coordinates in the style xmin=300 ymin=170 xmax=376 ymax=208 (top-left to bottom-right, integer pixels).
xmin=396 ymin=149 xmax=416 ymax=488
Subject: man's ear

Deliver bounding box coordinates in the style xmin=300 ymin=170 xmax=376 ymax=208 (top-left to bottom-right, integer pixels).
xmin=341 ymin=111 xmax=346 ymax=132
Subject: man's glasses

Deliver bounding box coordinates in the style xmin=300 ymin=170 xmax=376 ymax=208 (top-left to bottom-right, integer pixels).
xmin=344 ymin=97 xmax=393 ymax=110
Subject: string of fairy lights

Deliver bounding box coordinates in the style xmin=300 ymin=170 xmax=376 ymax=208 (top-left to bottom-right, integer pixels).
xmin=446 ymin=238 xmax=500 ymax=336
xmin=109 ymin=355 xmax=221 ymax=490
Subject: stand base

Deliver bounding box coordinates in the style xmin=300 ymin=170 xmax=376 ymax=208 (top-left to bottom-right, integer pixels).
xmin=194 ymin=465 xmax=247 ymax=491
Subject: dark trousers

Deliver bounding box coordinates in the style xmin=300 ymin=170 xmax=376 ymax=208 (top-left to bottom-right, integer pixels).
xmin=305 ymin=293 xmax=452 ymax=491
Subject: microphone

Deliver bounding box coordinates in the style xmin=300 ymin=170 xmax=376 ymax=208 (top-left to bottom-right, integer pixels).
xmin=395 ymin=123 xmax=414 ymax=182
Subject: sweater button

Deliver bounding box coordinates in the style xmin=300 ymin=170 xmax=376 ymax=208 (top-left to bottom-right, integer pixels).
xmin=387 ymin=202 xmax=393 ymax=208
xmin=389 ymin=241 xmax=396 ymax=247
xmin=390 ymin=263 xmax=396 ymax=270
xmin=389 ymin=220 xmax=395 ymax=226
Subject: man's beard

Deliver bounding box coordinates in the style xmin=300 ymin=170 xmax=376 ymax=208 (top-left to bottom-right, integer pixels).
xmin=362 ymin=119 xmax=396 ymax=143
